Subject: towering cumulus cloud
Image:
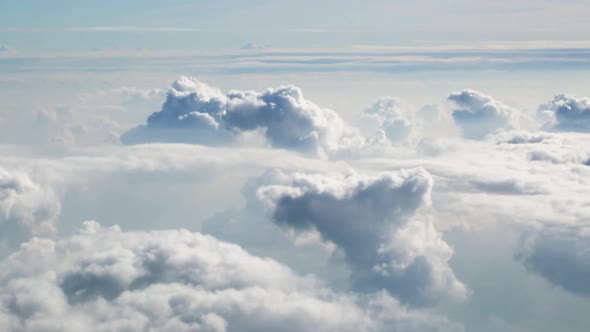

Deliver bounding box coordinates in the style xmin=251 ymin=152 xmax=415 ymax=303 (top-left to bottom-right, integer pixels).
xmin=257 ymin=168 xmax=468 ymax=306
xmin=538 ymin=94 xmax=590 ymax=132
xmin=0 ymin=168 xmax=60 ymax=252
xmin=121 ymin=78 xmax=235 ymax=146
xmin=122 ymin=77 xmax=362 ymax=157
xmin=0 ymin=222 xmax=463 ymax=332
xmin=448 ymin=89 xmax=515 ymax=139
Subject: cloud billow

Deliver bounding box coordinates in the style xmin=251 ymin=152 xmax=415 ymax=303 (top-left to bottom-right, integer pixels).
xmin=121 ymin=77 xmax=235 ymax=146
xmin=538 ymin=94 xmax=590 ymax=132
xmin=357 ymin=97 xmax=413 ymax=144
xmin=257 ymin=168 xmax=468 ymax=307
xmin=122 ymin=77 xmax=363 ymax=157
xmin=448 ymin=89 xmax=515 ymax=139
xmin=0 ymin=222 xmax=463 ymax=332
xmin=0 ymin=168 xmax=60 ymax=252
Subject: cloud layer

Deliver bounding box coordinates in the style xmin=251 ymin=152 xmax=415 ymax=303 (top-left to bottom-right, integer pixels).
xmin=4 ymin=67 xmax=590 ymax=332
xmin=0 ymin=222 xmax=463 ymax=332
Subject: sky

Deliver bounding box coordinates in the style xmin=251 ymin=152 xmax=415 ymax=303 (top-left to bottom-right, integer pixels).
xmin=2 ymin=0 xmax=590 ymax=52
xmin=1 ymin=1 xmax=590 ymax=332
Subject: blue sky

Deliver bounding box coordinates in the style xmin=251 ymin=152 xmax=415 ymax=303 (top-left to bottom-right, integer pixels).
xmin=2 ymin=0 xmax=590 ymax=53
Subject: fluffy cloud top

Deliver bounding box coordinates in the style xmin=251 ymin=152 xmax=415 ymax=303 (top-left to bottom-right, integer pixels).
xmin=257 ymin=168 xmax=468 ymax=306
xmin=448 ymin=90 xmax=516 ymax=139
xmin=357 ymin=97 xmax=413 ymax=144
xmin=538 ymin=94 xmax=590 ymax=132
xmin=0 ymin=168 xmax=60 ymax=251
xmin=121 ymin=78 xmax=233 ymax=146
xmin=0 ymin=222 xmax=462 ymax=332
xmin=122 ymin=77 xmax=363 ymax=157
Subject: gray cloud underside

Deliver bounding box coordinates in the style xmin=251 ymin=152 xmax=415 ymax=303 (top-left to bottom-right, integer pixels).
xmin=258 ymin=168 xmax=468 ymax=306
xmin=518 ymin=226 xmax=590 ymax=297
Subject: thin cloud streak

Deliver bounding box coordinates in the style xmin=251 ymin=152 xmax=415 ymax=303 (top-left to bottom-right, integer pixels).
xmin=0 ymin=26 xmax=207 ymax=33
xmin=2 ymin=46 xmax=590 ymax=75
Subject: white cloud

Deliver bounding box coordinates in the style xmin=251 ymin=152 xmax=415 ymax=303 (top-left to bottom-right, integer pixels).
xmin=257 ymin=168 xmax=468 ymax=306
xmin=0 ymin=222 xmax=463 ymax=332
xmin=4 ymin=67 xmax=590 ymax=331
xmin=342 ymin=130 xmax=590 ymax=232
xmin=0 ymin=168 xmax=60 ymax=252
xmin=357 ymin=97 xmax=414 ymax=144
xmin=122 ymin=77 xmax=364 ymax=157
xmin=448 ymin=89 xmax=516 ymax=139
xmin=538 ymin=94 xmax=590 ymax=132
xmin=0 ymin=142 xmax=349 ymax=257
xmin=356 ymin=99 xmax=453 ymax=147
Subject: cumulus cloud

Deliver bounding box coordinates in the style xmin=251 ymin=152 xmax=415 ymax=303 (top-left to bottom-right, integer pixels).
xmin=355 ymin=99 xmax=450 ymax=146
xmin=122 ymin=76 xmax=364 ymax=157
xmin=0 ymin=168 xmax=60 ymax=251
xmin=357 ymin=97 xmax=414 ymax=144
xmin=257 ymin=168 xmax=468 ymax=306
xmin=518 ymin=226 xmax=590 ymax=297
xmin=448 ymin=89 xmax=516 ymax=139
xmin=0 ymin=142 xmax=346 ymax=257
xmin=0 ymin=222 xmax=463 ymax=332
xmin=538 ymin=94 xmax=590 ymax=132
xmin=121 ymin=77 xmax=233 ymax=146
xmin=6 ymin=67 xmax=590 ymax=331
